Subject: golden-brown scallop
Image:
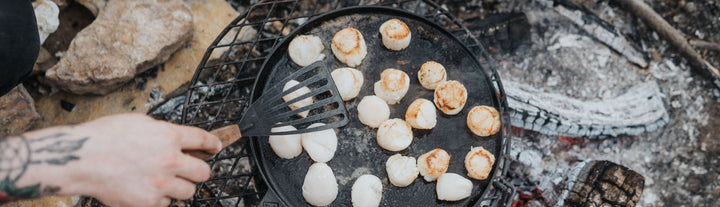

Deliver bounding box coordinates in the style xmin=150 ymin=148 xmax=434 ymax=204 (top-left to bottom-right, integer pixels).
xmin=433 ymin=80 xmax=467 ymax=115
xmin=416 ymin=149 xmax=450 ymax=182
xmin=379 ymin=18 xmax=411 ymax=51
xmin=331 ymin=28 xmax=367 ymax=67
xmin=418 ymin=61 xmax=447 ymax=90
xmin=467 ymin=106 xmax=501 ymax=136
xmin=374 ymin=68 xmax=410 ymax=105
xmin=464 ymin=146 xmax=495 ymax=180
xmin=405 ymin=98 xmax=437 ymax=129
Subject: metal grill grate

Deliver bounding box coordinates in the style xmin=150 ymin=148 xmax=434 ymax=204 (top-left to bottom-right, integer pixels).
xmin=182 ymin=0 xmax=511 ymax=206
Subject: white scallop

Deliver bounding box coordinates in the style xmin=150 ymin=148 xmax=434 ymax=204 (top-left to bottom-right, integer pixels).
xmin=301 ymin=123 xmax=337 ymax=163
xmin=288 ymin=35 xmax=326 ymax=67
xmin=357 ymin=96 xmax=390 ymax=128
xmin=351 ymin=174 xmax=383 ymax=207
xmin=373 ymin=69 xmax=410 ymax=105
xmin=331 ymin=28 xmax=367 ymax=67
xmin=302 ymin=163 xmax=339 ymax=206
xmin=385 ymin=154 xmax=419 ymax=187
xmin=376 ymin=119 xmax=413 ymax=152
xmin=268 ymin=125 xmax=302 ymax=159
xmin=331 ymin=68 xmax=364 ymax=101
xmin=436 ymin=173 xmax=473 ymax=201
xmin=283 ymin=80 xmax=313 ymax=118
xmin=405 ymin=98 xmax=437 ymax=129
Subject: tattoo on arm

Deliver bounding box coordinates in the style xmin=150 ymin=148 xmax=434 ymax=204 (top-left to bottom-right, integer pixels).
xmin=0 ymin=133 xmax=88 ymax=203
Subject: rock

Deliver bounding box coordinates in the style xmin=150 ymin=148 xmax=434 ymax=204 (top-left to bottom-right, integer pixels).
xmin=33 ymin=0 xmax=60 ymax=44
xmin=0 ymin=85 xmax=40 ymax=137
xmin=45 ymin=0 xmax=193 ymax=95
xmin=32 ymin=0 xmax=239 ymax=128
xmin=32 ymin=47 xmax=52 ymax=76
xmin=75 ymin=0 xmax=108 ymax=16
xmin=42 ymin=2 xmax=95 ymax=57
xmin=164 ymin=0 xmax=242 ymax=81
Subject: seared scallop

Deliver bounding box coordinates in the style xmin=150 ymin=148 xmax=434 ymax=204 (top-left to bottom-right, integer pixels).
xmin=379 ymin=18 xmax=411 ymax=51
xmin=301 ymin=123 xmax=337 ymax=163
xmin=386 ymin=154 xmax=419 ymax=187
xmin=288 ymin=35 xmax=326 ymax=67
xmin=433 ymin=80 xmax=467 ymax=115
xmin=377 ymin=119 xmax=413 ymax=152
xmin=268 ymin=125 xmax=302 ymax=159
xmin=467 ymin=106 xmax=501 ymax=136
xmin=374 ymin=68 xmax=410 ymax=104
xmin=302 ymin=163 xmax=338 ymax=206
xmin=464 ymin=146 xmax=495 ymax=180
xmin=283 ymin=80 xmax=313 ymax=118
xmin=436 ymin=173 xmax=473 ymax=201
xmin=357 ymin=96 xmax=390 ymax=128
xmin=418 ymin=61 xmax=447 ymax=90
xmin=331 ymin=68 xmax=364 ymax=101
xmin=416 ymin=149 xmax=450 ymax=182
xmin=405 ymin=98 xmax=437 ymax=129
xmin=351 ymin=174 xmax=383 ymax=207
xmin=331 ymin=28 xmax=367 ymax=67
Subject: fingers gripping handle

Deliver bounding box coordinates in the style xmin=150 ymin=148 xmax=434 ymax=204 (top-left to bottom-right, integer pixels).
xmin=187 ymin=125 xmax=242 ymax=160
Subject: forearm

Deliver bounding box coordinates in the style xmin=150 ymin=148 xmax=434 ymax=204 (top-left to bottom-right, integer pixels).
xmin=0 ymin=113 xmax=220 ymax=206
xmin=0 ymin=125 xmax=87 ymax=203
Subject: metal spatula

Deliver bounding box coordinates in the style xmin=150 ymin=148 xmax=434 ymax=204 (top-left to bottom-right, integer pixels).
xmin=188 ymin=61 xmax=348 ymax=159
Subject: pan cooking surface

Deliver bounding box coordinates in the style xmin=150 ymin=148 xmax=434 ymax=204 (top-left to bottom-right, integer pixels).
xmin=250 ymin=6 xmax=503 ymax=206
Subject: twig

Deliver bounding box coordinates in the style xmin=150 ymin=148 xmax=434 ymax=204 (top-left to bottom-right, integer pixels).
xmin=615 ymin=0 xmax=720 ymax=88
xmin=690 ymin=39 xmax=720 ymax=52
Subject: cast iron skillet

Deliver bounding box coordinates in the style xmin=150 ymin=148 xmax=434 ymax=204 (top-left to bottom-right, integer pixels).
xmin=250 ymin=6 xmax=506 ymax=206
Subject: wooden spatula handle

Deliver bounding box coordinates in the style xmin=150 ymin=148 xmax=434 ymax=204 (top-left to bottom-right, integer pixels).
xmin=186 ymin=125 xmax=242 ymax=160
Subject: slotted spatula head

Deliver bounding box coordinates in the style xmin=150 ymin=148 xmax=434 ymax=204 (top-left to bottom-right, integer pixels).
xmin=237 ymin=61 xmax=349 ymax=136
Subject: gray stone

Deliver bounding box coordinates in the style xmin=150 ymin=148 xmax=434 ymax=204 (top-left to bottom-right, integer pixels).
xmin=45 ymin=0 xmax=193 ymax=95
xmin=33 ymin=0 xmax=60 ymax=44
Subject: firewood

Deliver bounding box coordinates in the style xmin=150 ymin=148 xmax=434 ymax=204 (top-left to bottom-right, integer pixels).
xmin=690 ymin=39 xmax=720 ymax=52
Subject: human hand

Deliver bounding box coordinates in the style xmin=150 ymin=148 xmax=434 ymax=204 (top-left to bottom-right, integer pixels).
xmin=60 ymin=113 xmax=221 ymax=206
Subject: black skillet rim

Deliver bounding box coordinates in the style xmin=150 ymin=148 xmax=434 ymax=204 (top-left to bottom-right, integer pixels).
xmin=249 ymin=5 xmax=509 ymax=206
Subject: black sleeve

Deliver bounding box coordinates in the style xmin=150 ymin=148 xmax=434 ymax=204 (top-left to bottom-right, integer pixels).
xmin=0 ymin=0 xmax=40 ymax=96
